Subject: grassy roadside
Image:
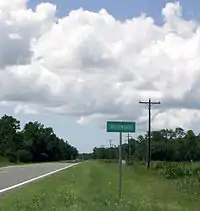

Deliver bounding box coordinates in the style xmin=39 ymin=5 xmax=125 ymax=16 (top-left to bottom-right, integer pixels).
xmin=0 ymin=156 xmax=79 ymax=168
xmin=0 ymin=157 xmax=11 ymax=167
xmin=0 ymin=161 xmax=200 ymax=211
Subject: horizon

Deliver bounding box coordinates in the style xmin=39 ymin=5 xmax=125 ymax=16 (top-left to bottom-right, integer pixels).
xmin=0 ymin=0 xmax=200 ymax=153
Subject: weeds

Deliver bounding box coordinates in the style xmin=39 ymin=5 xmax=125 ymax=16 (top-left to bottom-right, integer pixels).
xmin=151 ymin=161 xmax=200 ymax=179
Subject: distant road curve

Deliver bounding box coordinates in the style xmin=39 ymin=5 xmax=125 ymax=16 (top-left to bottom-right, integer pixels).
xmin=0 ymin=162 xmax=78 ymax=194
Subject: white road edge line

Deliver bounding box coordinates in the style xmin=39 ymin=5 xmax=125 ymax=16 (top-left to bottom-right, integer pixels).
xmin=0 ymin=163 xmax=79 ymax=194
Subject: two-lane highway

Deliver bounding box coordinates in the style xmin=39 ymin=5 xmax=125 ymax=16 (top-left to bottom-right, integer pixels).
xmin=0 ymin=162 xmax=77 ymax=193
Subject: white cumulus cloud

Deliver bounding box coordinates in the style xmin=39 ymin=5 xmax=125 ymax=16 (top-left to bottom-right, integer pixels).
xmin=0 ymin=0 xmax=199 ymax=131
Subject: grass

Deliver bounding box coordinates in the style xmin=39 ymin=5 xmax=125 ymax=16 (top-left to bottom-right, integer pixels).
xmin=0 ymin=161 xmax=200 ymax=211
xmin=150 ymin=161 xmax=200 ymax=200
xmin=0 ymin=156 xmax=78 ymax=168
xmin=0 ymin=157 xmax=11 ymax=167
xmin=0 ymin=156 xmax=28 ymax=168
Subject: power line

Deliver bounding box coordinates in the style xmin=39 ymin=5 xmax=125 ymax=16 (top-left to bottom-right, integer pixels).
xmin=139 ymin=98 xmax=161 ymax=169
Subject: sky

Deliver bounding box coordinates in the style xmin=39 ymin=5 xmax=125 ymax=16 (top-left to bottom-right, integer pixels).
xmin=0 ymin=0 xmax=200 ymax=152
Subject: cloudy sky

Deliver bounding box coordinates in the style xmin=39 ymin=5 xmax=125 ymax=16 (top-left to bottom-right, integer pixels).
xmin=0 ymin=0 xmax=200 ymax=152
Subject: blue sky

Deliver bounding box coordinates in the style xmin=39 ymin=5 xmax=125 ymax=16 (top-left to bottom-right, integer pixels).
xmin=28 ymin=0 xmax=200 ymax=23
xmin=13 ymin=0 xmax=199 ymax=153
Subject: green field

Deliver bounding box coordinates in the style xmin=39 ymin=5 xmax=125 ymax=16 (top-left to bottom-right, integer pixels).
xmin=0 ymin=161 xmax=200 ymax=211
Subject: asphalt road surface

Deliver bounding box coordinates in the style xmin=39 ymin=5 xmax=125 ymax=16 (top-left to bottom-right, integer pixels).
xmin=0 ymin=163 xmax=74 ymax=193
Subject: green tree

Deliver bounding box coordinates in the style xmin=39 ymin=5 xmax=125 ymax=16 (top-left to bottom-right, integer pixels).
xmin=0 ymin=115 xmax=21 ymax=156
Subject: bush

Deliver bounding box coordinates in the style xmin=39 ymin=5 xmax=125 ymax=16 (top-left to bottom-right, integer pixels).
xmin=164 ymin=164 xmax=185 ymax=179
xmin=40 ymin=153 xmax=48 ymax=162
xmin=159 ymin=163 xmax=197 ymax=179
xmin=138 ymin=161 xmax=146 ymax=165
xmin=151 ymin=162 xmax=200 ymax=183
xmin=7 ymin=152 xmax=18 ymax=163
xmin=103 ymin=159 xmax=118 ymax=163
xmin=193 ymin=166 xmax=200 ymax=175
xmin=17 ymin=150 xmax=32 ymax=163
xmin=126 ymin=160 xmax=134 ymax=166
xmin=184 ymin=167 xmax=193 ymax=177
xmin=151 ymin=162 xmax=165 ymax=170
xmin=157 ymin=163 xmax=185 ymax=179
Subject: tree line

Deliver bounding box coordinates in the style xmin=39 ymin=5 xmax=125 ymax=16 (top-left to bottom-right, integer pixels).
xmin=92 ymin=127 xmax=200 ymax=162
xmin=0 ymin=115 xmax=78 ymax=163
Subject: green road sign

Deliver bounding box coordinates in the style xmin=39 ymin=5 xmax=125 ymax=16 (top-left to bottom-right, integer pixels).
xmin=106 ymin=120 xmax=136 ymax=198
xmin=106 ymin=121 xmax=136 ymax=133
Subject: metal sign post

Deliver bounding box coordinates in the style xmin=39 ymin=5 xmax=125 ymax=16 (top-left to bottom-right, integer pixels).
xmin=106 ymin=121 xmax=136 ymax=199
xmin=118 ymin=132 xmax=122 ymax=198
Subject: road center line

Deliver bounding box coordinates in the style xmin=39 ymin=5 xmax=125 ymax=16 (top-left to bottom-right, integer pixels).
xmin=0 ymin=163 xmax=79 ymax=194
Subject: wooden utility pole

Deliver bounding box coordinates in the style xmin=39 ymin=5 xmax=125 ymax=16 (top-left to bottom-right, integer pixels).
xmin=109 ymin=140 xmax=112 ymax=148
xmin=126 ymin=133 xmax=132 ymax=162
xmin=139 ymin=98 xmax=160 ymax=169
